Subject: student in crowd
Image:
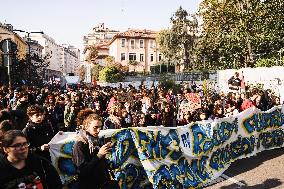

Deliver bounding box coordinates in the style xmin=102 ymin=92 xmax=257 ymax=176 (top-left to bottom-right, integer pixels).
xmin=161 ymin=104 xmax=175 ymax=127
xmin=272 ymin=96 xmax=281 ymax=106
xmin=120 ymin=108 xmax=132 ymax=128
xmin=177 ymin=111 xmax=192 ymax=126
xmin=23 ymin=105 xmax=57 ymax=161
xmin=64 ymin=102 xmax=81 ymax=132
xmin=0 ymin=120 xmax=13 ymax=137
xmin=0 ymin=130 xmax=62 ymax=189
xmin=224 ymin=101 xmax=239 ymax=117
xmin=104 ymin=104 xmax=122 ymax=129
xmin=12 ymin=92 xmax=30 ymax=130
xmin=228 ymin=72 xmax=241 ymax=91
xmin=75 ymin=108 xmax=95 ymax=130
xmin=241 ymin=92 xmax=255 ymax=111
xmin=72 ymin=114 xmax=119 ymax=189
xmin=210 ymin=104 xmax=225 ymax=120
xmin=0 ymin=120 xmax=14 ymax=158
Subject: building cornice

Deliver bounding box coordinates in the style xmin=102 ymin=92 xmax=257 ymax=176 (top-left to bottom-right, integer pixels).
xmin=108 ymin=29 xmax=157 ymax=46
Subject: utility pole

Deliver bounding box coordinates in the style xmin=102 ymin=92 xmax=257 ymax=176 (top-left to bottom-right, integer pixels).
xmin=6 ymin=41 xmax=11 ymax=88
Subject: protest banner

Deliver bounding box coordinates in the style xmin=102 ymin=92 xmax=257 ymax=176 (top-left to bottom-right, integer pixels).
xmin=49 ymin=132 xmax=78 ymax=184
xmin=49 ymin=105 xmax=284 ymax=188
xmin=185 ymin=93 xmax=201 ymax=104
xmin=185 ymin=93 xmax=201 ymax=111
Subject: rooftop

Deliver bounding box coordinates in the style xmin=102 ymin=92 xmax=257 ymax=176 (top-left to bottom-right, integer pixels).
xmin=108 ymin=29 xmax=157 ymax=45
xmin=115 ymin=29 xmax=157 ymax=38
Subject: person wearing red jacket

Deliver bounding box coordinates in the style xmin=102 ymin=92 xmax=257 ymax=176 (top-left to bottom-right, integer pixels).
xmin=240 ymin=93 xmax=255 ymax=111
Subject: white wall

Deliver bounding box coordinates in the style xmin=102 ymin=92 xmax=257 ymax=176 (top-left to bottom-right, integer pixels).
xmin=217 ymin=66 xmax=284 ymax=93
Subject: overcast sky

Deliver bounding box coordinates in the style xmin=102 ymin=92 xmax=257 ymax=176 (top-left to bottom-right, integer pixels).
xmin=1 ymin=0 xmax=201 ymax=52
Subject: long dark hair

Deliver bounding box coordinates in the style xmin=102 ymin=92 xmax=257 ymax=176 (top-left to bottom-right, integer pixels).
xmin=0 ymin=130 xmax=27 ymax=152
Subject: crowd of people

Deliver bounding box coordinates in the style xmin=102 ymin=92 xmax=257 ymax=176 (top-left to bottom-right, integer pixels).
xmin=0 ymin=76 xmax=282 ymax=188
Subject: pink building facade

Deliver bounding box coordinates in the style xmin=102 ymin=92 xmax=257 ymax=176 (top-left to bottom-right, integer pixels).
xmin=108 ymin=29 xmax=162 ymax=73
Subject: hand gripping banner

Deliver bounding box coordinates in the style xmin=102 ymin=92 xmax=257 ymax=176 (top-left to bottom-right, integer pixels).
xmin=49 ymin=105 xmax=284 ymax=188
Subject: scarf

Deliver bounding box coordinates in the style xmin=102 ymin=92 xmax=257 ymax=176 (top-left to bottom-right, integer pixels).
xmin=79 ymin=130 xmax=100 ymax=154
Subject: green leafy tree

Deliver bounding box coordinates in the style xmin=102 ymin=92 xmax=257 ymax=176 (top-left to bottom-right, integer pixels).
xmin=84 ymin=45 xmax=98 ymax=63
xmin=104 ymin=56 xmax=115 ymax=66
xmin=198 ymin=0 xmax=284 ymax=69
xmin=157 ymin=6 xmax=198 ymax=71
xmin=91 ymin=64 xmax=103 ymax=81
xmin=255 ymin=57 xmax=280 ymax=67
xmin=98 ymin=66 xmax=123 ymax=83
xmin=12 ymin=53 xmax=50 ymax=86
xmin=157 ymin=29 xmax=181 ymax=62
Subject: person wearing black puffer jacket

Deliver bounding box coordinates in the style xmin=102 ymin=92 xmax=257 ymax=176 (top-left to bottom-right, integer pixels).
xmin=23 ymin=105 xmax=56 ymax=161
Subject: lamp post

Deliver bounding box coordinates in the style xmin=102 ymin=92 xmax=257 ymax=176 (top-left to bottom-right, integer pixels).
xmin=13 ymin=29 xmax=44 ymax=84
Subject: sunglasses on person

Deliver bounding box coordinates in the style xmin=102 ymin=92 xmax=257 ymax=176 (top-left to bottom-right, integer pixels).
xmin=9 ymin=142 xmax=30 ymax=150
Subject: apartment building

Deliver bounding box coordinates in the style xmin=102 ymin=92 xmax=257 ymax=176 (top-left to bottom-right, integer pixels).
xmin=0 ymin=23 xmax=28 ymax=84
xmin=83 ymin=23 xmax=119 ymax=65
xmin=0 ymin=23 xmax=27 ymax=61
xmin=83 ymin=23 xmax=119 ymax=46
xmin=29 ymin=33 xmax=62 ymax=79
xmin=60 ymin=44 xmax=80 ymax=75
xmin=29 ymin=33 xmax=80 ymax=79
xmin=24 ymin=37 xmax=43 ymax=57
xmin=108 ymin=29 xmax=162 ymax=72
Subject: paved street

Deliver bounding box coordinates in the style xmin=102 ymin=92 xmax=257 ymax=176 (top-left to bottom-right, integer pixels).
xmin=204 ymin=148 xmax=284 ymax=189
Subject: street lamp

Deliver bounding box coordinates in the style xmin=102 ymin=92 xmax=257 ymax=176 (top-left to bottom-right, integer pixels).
xmin=13 ymin=29 xmax=44 ymax=84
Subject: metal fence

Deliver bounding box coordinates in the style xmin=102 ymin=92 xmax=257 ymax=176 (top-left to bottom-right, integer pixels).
xmin=123 ymin=71 xmax=218 ymax=82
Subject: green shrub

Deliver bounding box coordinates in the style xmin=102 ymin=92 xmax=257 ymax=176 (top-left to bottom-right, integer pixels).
xmin=159 ymin=75 xmax=180 ymax=93
xmin=255 ymin=58 xmax=277 ymax=67
xmin=98 ymin=66 xmax=123 ymax=83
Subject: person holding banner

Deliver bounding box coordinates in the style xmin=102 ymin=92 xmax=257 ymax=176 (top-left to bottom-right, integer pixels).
xmin=72 ymin=114 xmax=119 ymax=189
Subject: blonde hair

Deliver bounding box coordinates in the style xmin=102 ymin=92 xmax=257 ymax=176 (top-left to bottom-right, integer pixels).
xmin=82 ymin=114 xmax=102 ymax=130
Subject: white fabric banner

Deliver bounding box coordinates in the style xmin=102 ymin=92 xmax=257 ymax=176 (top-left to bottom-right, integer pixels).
xmin=49 ymin=106 xmax=284 ymax=188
